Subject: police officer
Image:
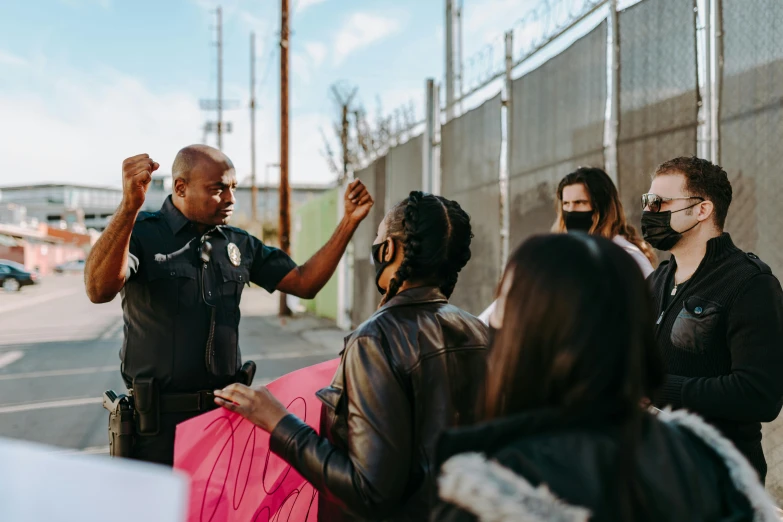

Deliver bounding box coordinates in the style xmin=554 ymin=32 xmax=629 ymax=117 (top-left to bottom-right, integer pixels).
xmin=85 ymin=145 xmax=373 ymax=465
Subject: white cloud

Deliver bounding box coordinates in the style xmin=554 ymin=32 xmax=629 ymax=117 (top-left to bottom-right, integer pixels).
xmin=304 ymin=42 xmax=327 ymax=69
xmin=0 ymin=50 xmax=28 ymax=67
xmin=333 ymin=13 xmax=402 ymax=65
xmin=296 ymin=0 xmax=327 ymax=14
xmin=0 ymin=65 xmax=334 ymax=190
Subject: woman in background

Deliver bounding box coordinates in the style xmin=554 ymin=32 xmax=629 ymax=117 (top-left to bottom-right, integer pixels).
xmin=479 ymin=167 xmax=655 ymax=323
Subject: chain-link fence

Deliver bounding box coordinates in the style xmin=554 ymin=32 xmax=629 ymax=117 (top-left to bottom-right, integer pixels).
xmin=385 ymin=135 xmax=425 ymax=209
xmin=719 ymin=0 xmax=783 ymax=500
xmin=340 ymin=0 xmax=783 ymax=503
xmin=616 ymin=0 xmax=699 ymax=229
xmin=509 ymin=21 xmax=607 ymax=250
xmin=441 ymin=94 xmax=503 ymax=314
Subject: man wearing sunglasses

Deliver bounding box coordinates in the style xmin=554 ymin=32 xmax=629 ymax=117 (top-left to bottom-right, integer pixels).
xmin=642 ymin=156 xmax=783 ymax=483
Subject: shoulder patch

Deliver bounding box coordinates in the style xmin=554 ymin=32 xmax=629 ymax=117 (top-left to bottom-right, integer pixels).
xmin=135 ymin=211 xmax=161 ymax=223
xmin=745 ymin=252 xmax=772 ymax=274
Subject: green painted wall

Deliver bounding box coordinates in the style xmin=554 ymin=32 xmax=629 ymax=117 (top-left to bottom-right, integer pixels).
xmin=292 ymin=188 xmax=339 ymax=320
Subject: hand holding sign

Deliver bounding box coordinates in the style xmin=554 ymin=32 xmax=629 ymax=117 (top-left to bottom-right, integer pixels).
xmin=175 ymin=358 xmax=340 ymax=522
xmin=214 ymin=383 xmax=290 ymax=432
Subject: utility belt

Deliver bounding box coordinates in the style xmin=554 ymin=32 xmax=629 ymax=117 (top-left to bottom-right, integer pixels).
xmin=103 ymin=361 xmax=256 ymax=458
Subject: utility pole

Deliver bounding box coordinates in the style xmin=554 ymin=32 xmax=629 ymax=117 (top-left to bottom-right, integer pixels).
xmin=217 ymin=6 xmax=223 ymax=150
xmin=200 ymin=7 xmax=238 ymax=149
xmin=250 ymin=32 xmax=258 ymax=222
xmin=279 ymin=0 xmax=291 ymax=316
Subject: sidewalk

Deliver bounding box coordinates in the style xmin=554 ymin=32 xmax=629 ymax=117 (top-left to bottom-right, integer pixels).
xmin=238 ymin=285 xmax=347 ymax=385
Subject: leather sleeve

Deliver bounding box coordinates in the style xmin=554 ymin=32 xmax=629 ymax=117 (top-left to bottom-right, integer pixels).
xmin=270 ymin=334 xmax=413 ymax=518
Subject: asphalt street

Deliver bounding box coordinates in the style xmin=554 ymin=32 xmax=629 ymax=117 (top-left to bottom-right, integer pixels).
xmin=0 ymin=274 xmax=342 ymax=455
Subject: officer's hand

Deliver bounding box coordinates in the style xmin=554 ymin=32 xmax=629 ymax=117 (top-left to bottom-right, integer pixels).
xmin=214 ymin=383 xmax=290 ymax=432
xmin=344 ymin=179 xmax=373 ymax=224
xmin=121 ymin=154 xmax=159 ymax=212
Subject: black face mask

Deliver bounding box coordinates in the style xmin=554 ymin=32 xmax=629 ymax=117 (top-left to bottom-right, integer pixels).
xmin=641 ymin=204 xmax=700 ymax=251
xmin=371 ymin=241 xmax=392 ymax=295
xmin=564 ymin=211 xmax=594 ymax=232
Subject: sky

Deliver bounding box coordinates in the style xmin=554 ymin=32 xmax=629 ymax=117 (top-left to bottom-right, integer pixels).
xmin=0 ymin=0 xmax=546 ymax=189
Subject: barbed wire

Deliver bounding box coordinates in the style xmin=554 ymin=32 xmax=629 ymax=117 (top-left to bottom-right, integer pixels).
xmin=459 ymin=0 xmax=607 ymax=100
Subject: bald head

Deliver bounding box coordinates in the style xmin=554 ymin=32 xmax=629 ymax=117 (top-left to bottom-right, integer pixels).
xmin=171 ymin=144 xmax=238 ymax=227
xmin=172 ymin=144 xmax=235 ymax=183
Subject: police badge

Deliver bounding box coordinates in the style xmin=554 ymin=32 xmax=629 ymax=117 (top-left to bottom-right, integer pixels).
xmin=227 ymin=243 xmax=241 ymax=266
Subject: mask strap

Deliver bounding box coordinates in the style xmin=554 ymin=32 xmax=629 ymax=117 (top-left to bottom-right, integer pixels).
xmin=671 ymin=201 xmax=702 ymax=214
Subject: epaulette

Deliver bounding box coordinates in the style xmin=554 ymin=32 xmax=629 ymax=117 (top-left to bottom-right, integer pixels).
xmin=745 ymin=252 xmax=772 ymax=274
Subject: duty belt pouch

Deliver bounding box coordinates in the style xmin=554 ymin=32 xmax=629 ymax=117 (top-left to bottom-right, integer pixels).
xmin=133 ymin=377 xmax=160 ymax=436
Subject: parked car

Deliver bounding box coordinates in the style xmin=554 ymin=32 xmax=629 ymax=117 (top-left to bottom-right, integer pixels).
xmin=0 ymin=261 xmax=37 ymax=292
xmin=53 ymin=259 xmax=85 ymax=274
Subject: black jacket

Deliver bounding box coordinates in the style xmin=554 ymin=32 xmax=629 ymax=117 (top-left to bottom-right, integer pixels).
xmin=648 ymin=233 xmax=783 ymax=482
xmin=430 ymin=407 xmax=780 ymax=522
xmin=270 ymin=286 xmax=489 ymax=521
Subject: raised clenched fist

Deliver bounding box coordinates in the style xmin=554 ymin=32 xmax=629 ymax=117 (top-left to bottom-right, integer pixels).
xmin=121 ymin=154 xmax=159 ymax=212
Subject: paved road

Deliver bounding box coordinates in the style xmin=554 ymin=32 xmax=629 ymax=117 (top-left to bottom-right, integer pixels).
xmin=0 ymin=275 xmax=341 ymax=455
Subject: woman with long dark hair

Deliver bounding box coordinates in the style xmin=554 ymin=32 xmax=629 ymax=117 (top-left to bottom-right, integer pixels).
xmin=553 ymin=167 xmax=656 ymax=268
xmin=479 ymin=167 xmax=655 ymax=323
xmin=215 ymin=191 xmax=489 ymax=521
xmin=432 ymin=234 xmax=778 ymax=522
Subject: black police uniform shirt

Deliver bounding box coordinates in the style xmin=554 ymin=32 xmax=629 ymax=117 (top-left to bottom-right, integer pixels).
xmin=120 ymin=196 xmax=297 ymax=393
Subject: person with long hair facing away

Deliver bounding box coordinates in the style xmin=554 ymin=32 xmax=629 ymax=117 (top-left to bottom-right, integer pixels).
xmin=478 ymin=167 xmax=655 ymax=323
xmin=432 ymin=234 xmax=778 ymax=522
xmin=215 ymin=191 xmax=489 ymax=521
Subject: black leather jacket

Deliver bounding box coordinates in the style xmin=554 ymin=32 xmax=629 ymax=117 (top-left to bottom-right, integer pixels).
xmin=431 ymin=406 xmax=779 ymax=522
xmin=270 ymin=286 xmax=489 ymax=521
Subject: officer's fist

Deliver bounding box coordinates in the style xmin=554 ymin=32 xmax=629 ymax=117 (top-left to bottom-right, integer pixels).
xmin=344 ymin=179 xmax=373 ymax=224
xmin=121 ymin=154 xmax=159 ymax=212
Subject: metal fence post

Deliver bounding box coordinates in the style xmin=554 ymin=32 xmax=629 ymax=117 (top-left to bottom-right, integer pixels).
xmin=433 ymin=82 xmax=443 ymax=196
xmin=501 ymin=30 xmax=513 ymax=269
xmin=605 ymin=0 xmax=620 ymax=188
xmin=337 ymin=178 xmax=352 ymax=330
xmin=423 ymin=79 xmax=435 ymax=193
xmin=700 ymin=0 xmax=713 ymax=161
xmin=712 ymin=0 xmax=722 ymax=164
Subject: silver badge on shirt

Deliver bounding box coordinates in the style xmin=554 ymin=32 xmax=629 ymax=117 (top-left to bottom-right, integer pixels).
xmin=227 ymin=243 xmax=241 ymax=266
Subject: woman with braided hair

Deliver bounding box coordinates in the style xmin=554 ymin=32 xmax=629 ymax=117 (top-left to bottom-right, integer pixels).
xmin=216 ymin=191 xmax=489 ymax=521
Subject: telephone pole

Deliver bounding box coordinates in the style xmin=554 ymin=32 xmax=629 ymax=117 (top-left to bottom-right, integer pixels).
xmin=217 ymin=6 xmax=223 ymax=150
xmin=200 ymin=7 xmax=238 ymax=149
xmin=279 ymin=0 xmax=291 ymax=316
xmin=250 ymin=32 xmax=258 ymax=221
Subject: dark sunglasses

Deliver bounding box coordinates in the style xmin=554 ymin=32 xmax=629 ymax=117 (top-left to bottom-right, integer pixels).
xmin=641 ymin=193 xmax=704 ymax=213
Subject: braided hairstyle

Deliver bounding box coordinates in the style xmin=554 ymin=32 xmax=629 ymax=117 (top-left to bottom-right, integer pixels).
xmin=379 ymin=191 xmax=473 ymax=306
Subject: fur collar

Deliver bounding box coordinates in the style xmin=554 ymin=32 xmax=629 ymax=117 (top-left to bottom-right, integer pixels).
xmin=438 ymin=408 xmax=781 ymax=522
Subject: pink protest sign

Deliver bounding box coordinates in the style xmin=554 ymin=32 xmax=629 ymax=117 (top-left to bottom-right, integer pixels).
xmin=174 ymin=358 xmax=340 ymax=522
